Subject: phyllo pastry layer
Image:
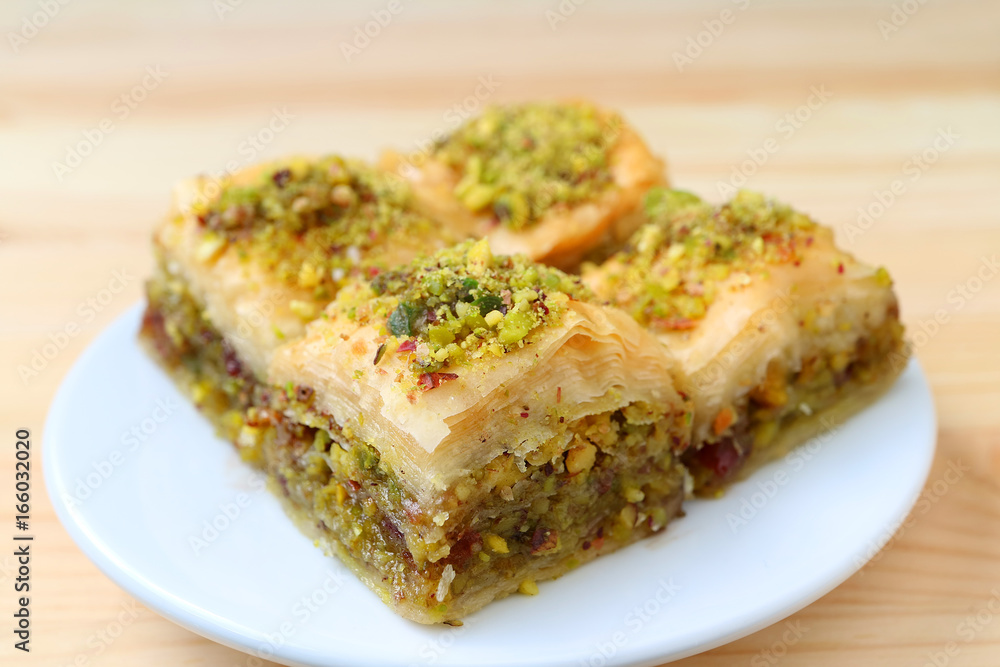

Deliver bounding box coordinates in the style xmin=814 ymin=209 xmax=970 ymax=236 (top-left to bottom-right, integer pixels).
xmin=251 ymin=240 xmax=692 ymax=622
xmin=145 ymin=155 xmax=464 ymax=378
xmin=382 ymin=101 xmax=667 ymax=270
xmin=584 ymin=189 xmax=908 ymax=494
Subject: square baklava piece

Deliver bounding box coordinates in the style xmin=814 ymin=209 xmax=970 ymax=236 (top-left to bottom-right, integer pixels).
xmin=382 ymin=101 xmax=667 ymax=270
xmin=144 ymin=230 xmax=693 ymax=622
xmin=140 ymin=155 xmax=463 ymax=439
xmin=584 ymin=189 xmax=908 ymax=494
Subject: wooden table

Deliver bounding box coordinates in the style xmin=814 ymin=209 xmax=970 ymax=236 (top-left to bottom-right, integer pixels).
xmin=2 ymin=0 xmax=998 ymax=664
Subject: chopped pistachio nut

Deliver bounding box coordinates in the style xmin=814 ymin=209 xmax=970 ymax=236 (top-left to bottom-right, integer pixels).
xmin=619 ymin=504 xmax=638 ymax=527
xmin=565 ymin=442 xmax=597 ymax=474
xmin=874 ymin=266 xmax=893 ymax=288
xmin=289 ymin=299 xmax=319 ymax=321
xmin=596 ymin=188 xmax=833 ymax=332
xmin=193 ymin=155 xmax=440 ymax=296
xmin=195 ymin=232 xmax=227 ymax=262
xmin=518 ymin=579 xmax=539 ymax=596
xmin=484 ymin=533 xmax=509 ymax=554
xmin=431 ymin=102 xmax=619 ymax=229
xmin=360 ymin=239 xmax=592 ymax=375
xmin=623 ymin=487 xmax=645 ymax=503
xmin=483 ymin=310 xmax=504 ymax=327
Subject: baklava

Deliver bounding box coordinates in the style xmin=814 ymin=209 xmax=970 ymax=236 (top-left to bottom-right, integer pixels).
xmin=381 ymin=101 xmax=667 ymax=270
xmin=145 ymin=235 xmax=693 ymax=623
xmin=584 ymin=189 xmax=908 ymax=494
xmin=141 ymin=154 xmax=463 ymax=411
xmin=139 ymin=117 xmax=910 ymax=624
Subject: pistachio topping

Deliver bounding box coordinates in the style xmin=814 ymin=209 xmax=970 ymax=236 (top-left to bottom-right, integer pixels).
xmin=593 ymin=188 xmax=821 ymax=332
xmin=431 ymin=102 xmax=620 ymax=230
xmin=344 ymin=239 xmax=592 ymax=378
xmin=193 ymin=156 xmax=439 ymax=299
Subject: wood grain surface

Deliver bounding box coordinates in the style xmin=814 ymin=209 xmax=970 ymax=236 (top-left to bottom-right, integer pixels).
xmin=1 ymin=0 xmax=999 ymax=665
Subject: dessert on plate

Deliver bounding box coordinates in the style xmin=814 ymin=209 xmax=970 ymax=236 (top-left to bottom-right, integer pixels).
xmin=138 ymin=104 xmax=908 ymax=623
xmin=145 ymin=236 xmax=693 ymax=623
xmin=264 ymin=241 xmax=692 ymax=623
xmin=583 ymin=189 xmax=908 ymax=494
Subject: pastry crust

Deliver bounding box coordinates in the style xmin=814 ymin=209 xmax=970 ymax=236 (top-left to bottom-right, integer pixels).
xmin=381 ymin=101 xmax=667 ymax=270
xmin=584 ymin=189 xmax=908 ymax=491
xmin=141 ymin=238 xmax=692 ymax=623
xmin=139 ymin=121 xmax=910 ymax=623
xmin=153 ymin=155 xmax=463 ymax=376
xmin=269 ymin=282 xmax=688 ymax=501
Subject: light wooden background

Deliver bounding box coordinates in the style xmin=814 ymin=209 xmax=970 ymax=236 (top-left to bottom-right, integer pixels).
xmin=1 ymin=0 xmax=999 ymax=665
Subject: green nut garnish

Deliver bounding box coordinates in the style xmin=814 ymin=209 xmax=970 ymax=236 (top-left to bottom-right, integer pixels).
xmin=432 ymin=102 xmax=620 ymax=230
xmin=367 ymin=239 xmax=592 ymax=374
xmin=193 ymin=155 xmax=444 ymax=298
xmin=387 ymin=303 xmax=418 ymax=337
xmin=593 ymin=189 xmax=819 ymax=332
xmin=473 ymin=294 xmax=504 ymax=316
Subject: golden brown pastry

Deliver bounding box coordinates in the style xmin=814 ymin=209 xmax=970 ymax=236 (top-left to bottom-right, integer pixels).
xmin=381 ymin=101 xmax=667 ymax=270
xmin=584 ymin=189 xmax=908 ymax=494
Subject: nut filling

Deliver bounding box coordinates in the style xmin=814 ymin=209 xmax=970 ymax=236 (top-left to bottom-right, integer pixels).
xmin=140 ymin=267 xmax=689 ymax=623
xmin=685 ymin=312 xmax=906 ymax=495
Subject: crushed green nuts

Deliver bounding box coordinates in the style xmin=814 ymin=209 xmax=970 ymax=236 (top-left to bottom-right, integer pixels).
xmin=432 ymin=102 xmax=620 ymax=229
xmin=192 ymin=155 xmax=441 ymax=299
xmin=591 ymin=189 xmax=822 ymax=332
xmin=354 ymin=239 xmax=592 ymax=375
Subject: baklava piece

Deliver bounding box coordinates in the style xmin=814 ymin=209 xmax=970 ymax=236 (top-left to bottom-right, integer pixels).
xmin=140 ymin=155 xmax=463 ymax=439
xmin=382 ymin=101 xmax=667 ymax=270
xmin=584 ymin=189 xmax=908 ymax=495
xmin=253 ymin=241 xmax=692 ymax=623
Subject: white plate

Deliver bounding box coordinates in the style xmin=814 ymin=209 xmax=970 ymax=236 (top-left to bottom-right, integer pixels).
xmin=45 ymin=304 xmax=935 ymax=667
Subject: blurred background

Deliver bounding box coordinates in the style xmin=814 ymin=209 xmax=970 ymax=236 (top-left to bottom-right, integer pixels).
xmin=1 ymin=0 xmax=998 ymax=665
